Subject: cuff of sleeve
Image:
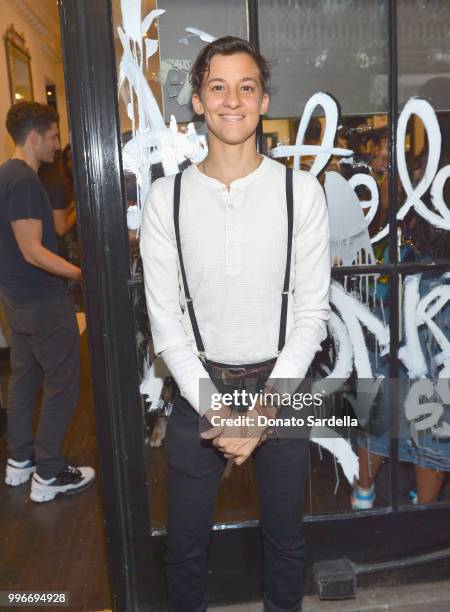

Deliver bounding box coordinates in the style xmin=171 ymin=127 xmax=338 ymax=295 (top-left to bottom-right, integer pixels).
xmin=270 ymin=359 xmax=304 ymax=381
xmin=178 ymin=374 xmax=219 ymax=417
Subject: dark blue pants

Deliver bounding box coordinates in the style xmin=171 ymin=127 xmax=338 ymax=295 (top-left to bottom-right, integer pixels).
xmin=164 ymin=391 xmax=310 ymax=612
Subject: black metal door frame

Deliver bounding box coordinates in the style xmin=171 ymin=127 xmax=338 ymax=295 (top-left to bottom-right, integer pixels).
xmin=59 ymin=1 xmax=450 ymax=610
xmin=59 ymin=2 xmax=152 ymax=610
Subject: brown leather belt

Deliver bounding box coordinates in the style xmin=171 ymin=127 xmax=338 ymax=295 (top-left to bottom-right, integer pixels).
xmin=206 ymin=359 xmax=276 ymax=387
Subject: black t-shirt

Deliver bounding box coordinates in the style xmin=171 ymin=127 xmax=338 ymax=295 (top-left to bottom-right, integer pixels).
xmin=0 ymin=159 xmax=65 ymax=301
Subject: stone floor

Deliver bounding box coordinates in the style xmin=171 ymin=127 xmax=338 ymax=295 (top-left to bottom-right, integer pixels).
xmin=210 ymin=579 xmax=450 ymax=612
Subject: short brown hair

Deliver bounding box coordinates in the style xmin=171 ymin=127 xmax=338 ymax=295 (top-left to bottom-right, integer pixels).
xmin=190 ymin=36 xmax=270 ymax=95
xmin=6 ymin=101 xmax=58 ymax=145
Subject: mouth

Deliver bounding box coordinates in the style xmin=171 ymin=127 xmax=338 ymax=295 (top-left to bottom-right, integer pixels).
xmin=220 ymin=114 xmax=245 ymax=122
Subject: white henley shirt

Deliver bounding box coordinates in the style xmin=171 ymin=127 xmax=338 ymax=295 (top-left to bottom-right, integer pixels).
xmin=140 ymin=155 xmax=331 ymax=415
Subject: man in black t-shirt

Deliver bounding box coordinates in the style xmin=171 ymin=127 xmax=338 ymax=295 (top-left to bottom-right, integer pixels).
xmin=0 ymin=102 xmax=95 ymax=502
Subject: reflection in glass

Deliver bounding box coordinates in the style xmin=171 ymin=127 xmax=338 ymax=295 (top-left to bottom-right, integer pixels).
xmin=259 ymin=0 xmax=389 ymax=116
xmin=398 ymin=272 xmax=450 ymax=507
xmin=398 ymin=0 xmax=450 ymax=108
xmin=157 ymin=0 xmax=248 ymax=122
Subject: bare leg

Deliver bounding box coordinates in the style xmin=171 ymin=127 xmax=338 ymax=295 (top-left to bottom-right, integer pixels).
xmin=414 ymin=464 xmax=447 ymax=504
xmin=357 ymin=447 xmax=385 ymax=488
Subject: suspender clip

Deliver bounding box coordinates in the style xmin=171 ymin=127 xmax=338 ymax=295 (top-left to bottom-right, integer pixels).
xmin=282 ymin=291 xmax=289 ymax=295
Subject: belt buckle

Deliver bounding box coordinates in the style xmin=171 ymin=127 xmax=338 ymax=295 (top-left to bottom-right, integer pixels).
xmin=222 ymin=367 xmax=246 ymax=386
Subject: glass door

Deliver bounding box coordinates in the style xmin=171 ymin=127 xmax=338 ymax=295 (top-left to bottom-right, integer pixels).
xmin=59 ymin=0 xmax=450 ymax=609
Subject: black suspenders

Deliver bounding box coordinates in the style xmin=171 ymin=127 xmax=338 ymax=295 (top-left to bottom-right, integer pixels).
xmin=173 ymin=167 xmax=294 ymax=363
xmin=279 ymin=167 xmax=294 ymax=354
xmin=173 ymin=172 xmax=206 ymax=359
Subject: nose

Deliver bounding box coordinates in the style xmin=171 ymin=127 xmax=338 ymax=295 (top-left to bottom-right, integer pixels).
xmin=223 ymin=87 xmax=241 ymax=109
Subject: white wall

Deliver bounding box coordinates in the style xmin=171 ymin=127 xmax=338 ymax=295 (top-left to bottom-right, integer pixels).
xmin=0 ymin=4 xmax=69 ymax=163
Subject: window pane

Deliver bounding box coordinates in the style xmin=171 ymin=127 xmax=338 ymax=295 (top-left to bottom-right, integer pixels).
xmin=308 ymin=273 xmax=391 ymax=513
xmin=157 ymin=0 xmax=248 ymax=122
xmin=399 ymin=271 xmax=450 ymax=507
xmin=259 ymin=0 xmax=390 ymax=266
xmin=397 ymin=0 xmax=450 ymax=263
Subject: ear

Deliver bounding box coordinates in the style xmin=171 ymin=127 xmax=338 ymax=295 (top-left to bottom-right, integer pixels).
xmin=192 ymin=92 xmax=204 ymax=116
xmin=27 ymin=130 xmax=40 ymax=149
xmin=260 ymin=92 xmax=269 ymax=116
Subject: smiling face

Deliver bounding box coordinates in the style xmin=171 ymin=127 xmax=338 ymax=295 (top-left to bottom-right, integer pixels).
xmin=191 ymin=52 xmax=269 ymax=147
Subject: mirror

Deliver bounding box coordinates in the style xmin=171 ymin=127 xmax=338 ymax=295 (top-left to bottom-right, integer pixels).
xmin=5 ymin=24 xmax=34 ymax=104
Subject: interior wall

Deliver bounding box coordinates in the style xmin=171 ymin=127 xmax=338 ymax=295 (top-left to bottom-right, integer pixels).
xmin=0 ymin=4 xmax=69 ymax=163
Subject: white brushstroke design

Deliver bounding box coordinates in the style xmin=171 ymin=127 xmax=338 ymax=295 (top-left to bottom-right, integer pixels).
xmin=398 ymin=275 xmax=428 ymax=378
xmin=310 ymin=427 xmax=359 ymax=485
xmin=312 ymin=312 xmax=353 ymax=397
xmin=400 ymin=273 xmax=450 ymax=439
xmin=331 ymin=281 xmax=390 ymax=369
xmin=397 ymin=98 xmax=450 ymax=230
xmin=271 ymin=94 xmax=449 ymax=243
xmin=404 ymin=379 xmax=443 ymax=431
xmin=348 ymin=173 xmax=379 ymax=227
xmin=117 ymin=5 xmax=208 ymax=227
xmin=184 ymin=27 xmax=216 ymax=43
xmin=270 ymin=92 xmax=379 ymax=265
xmin=320 ymin=282 xmax=389 ymax=427
xmin=308 ymin=281 xmax=391 ymax=483
xmin=140 ymin=356 xmax=171 ymax=407
xmin=270 ymin=92 xmax=353 ymax=175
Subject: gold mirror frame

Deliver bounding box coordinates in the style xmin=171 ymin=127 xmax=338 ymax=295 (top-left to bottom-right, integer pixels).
xmin=5 ymin=24 xmax=34 ymax=105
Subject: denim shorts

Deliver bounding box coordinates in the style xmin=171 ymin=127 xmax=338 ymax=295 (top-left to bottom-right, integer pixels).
xmin=358 ymin=396 xmax=450 ymax=472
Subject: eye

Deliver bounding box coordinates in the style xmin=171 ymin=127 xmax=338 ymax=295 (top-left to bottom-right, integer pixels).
xmin=211 ymin=84 xmax=225 ymax=92
xmin=240 ymin=85 xmax=255 ymax=92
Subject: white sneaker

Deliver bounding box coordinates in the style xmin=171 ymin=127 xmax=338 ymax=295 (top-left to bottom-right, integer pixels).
xmin=30 ymin=465 xmax=95 ymax=503
xmin=5 ymin=458 xmax=36 ymax=486
xmin=351 ymin=483 xmax=375 ymax=510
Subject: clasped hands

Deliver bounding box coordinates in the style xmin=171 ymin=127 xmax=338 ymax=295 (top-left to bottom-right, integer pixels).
xmin=200 ymin=390 xmax=278 ymax=467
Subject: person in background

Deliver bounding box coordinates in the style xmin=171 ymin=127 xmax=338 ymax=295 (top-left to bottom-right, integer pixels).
xmin=60 ymin=144 xmax=82 ymax=297
xmin=61 ymin=144 xmax=75 ymax=201
xmin=0 ymin=101 xmax=95 ymax=502
xmin=38 ymin=150 xmax=76 ymax=259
